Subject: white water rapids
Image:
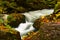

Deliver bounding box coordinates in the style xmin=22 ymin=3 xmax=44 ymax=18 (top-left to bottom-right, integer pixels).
xmin=15 ymin=9 xmax=54 ymax=38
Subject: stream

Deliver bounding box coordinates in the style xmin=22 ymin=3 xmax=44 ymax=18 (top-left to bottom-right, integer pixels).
xmin=15 ymin=9 xmax=54 ymax=38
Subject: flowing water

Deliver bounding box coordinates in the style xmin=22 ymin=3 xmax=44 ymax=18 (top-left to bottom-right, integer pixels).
xmin=15 ymin=9 xmax=54 ymax=38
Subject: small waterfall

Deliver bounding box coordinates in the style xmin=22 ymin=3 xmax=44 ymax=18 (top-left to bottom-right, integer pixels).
xmin=15 ymin=9 xmax=54 ymax=38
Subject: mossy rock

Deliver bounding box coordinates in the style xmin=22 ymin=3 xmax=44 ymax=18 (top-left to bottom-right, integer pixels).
xmin=0 ymin=25 xmax=21 ymax=40
xmin=7 ymin=13 xmax=25 ymax=28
